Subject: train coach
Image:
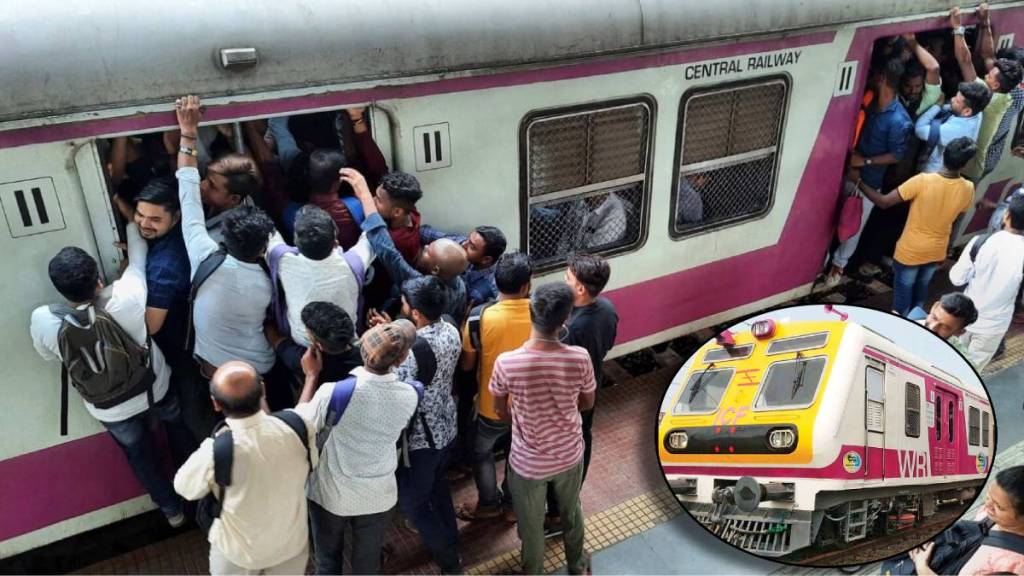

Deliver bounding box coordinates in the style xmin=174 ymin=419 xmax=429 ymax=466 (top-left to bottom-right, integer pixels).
xmin=658 ymin=316 xmax=994 ymax=557
xmin=2 ymin=0 xmax=1022 ymax=558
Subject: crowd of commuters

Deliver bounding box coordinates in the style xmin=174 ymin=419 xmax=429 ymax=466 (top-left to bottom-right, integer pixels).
xmin=827 ymin=4 xmax=1024 ymax=371
xmin=31 ymin=92 xmax=618 ymax=575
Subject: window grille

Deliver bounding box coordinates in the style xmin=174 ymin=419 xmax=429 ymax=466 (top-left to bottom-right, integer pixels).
xmin=524 ymin=100 xmax=651 ymax=268
xmin=672 ymin=79 xmax=788 ymax=236
xmin=969 ymin=407 xmax=980 ymax=446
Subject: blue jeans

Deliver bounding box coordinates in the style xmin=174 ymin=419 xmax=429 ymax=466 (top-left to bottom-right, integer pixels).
xmin=892 ymin=260 xmax=938 ymax=317
xmin=397 ymin=443 xmax=462 ymax=574
xmin=471 ymin=416 xmax=512 ymax=509
xmin=101 ymin=389 xmax=193 ymax=518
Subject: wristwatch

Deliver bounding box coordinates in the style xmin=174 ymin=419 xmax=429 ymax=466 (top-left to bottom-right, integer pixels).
xmin=953 ymin=25 xmax=966 ymax=36
xmin=865 ymin=157 xmax=874 ymax=166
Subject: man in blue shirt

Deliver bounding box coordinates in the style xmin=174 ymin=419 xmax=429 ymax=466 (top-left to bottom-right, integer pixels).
xmin=827 ymin=58 xmax=913 ymax=287
xmin=421 ymin=225 xmax=507 ymax=309
xmin=915 ymin=81 xmax=989 ymax=174
xmin=115 ymin=176 xmax=206 ymax=441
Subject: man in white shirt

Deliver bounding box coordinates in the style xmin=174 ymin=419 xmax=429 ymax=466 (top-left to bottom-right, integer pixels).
xmin=266 ymin=204 xmax=374 ymax=347
xmin=296 ymin=318 xmax=420 ymax=575
xmin=30 ymin=224 xmax=191 ymax=527
xmin=173 ymin=96 xmax=277 ymax=383
xmin=949 ymin=196 xmax=1024 ymax=369
xmin=174 ymin=360 xmax=315 ymax=575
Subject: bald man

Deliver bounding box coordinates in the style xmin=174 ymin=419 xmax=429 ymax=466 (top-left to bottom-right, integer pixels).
xmin=174 ymin=360 xmax=317 ymax=576
xmin=342 ymin=168 xmax=470 ymax=325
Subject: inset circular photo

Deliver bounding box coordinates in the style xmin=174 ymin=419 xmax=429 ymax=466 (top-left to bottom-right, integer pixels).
xmin=657 ymin=303 xmax=994 ymax=567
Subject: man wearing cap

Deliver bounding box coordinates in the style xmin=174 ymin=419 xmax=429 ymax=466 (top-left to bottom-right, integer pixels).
xmin=295 ymin=319 xmax=420 ymax=576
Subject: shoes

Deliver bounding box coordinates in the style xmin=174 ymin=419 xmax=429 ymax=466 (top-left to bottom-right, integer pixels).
xmin=502 ymin=506 xmax=517 ymax=524
xmin=858 ymin=262 xmax=882 ymax=276
xmin=166 ymin=510 xmax=187 ymax=528
xmin=455 ymin=503 xmax=502 ymax=521
xmin=445 ymin=464 xmax=472 ymax=482
xmin=543 ymin=515 xmax=564 ymax=538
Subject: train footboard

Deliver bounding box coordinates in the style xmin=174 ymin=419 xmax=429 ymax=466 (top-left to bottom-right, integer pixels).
xmin=683 ymin=501 xmax=814 ymax=557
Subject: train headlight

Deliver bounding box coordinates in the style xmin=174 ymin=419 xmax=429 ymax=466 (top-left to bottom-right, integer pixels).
xmin=668 ymin=431 xmax=689 ymax=450
xmin=751 ymin=319 xmax=777 ymax=339
xmin=768 ymin=428 xmax=795 ymax=449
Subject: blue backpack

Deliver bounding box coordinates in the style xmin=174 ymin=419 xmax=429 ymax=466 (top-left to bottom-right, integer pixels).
xmin=315 ymin=376 xmax=424 ymax=460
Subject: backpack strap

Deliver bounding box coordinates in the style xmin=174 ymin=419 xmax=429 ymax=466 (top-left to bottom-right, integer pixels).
xmin=272 ymin=410 xmax=312 ymax=472
xmin=341 ymin=250 xmax=367 ymax=329
xmin=398 ymin=380 xmax=426 ymax=467
xmin=970 ymin=232 xmax=993 ymax=263
xmin=983 ymin=530 xmax=1024 ymax=556
xmin=50 ymin=304 xmax=78 ymax=436
xmin=210 ymin=421 xmax=233 ymax=517
xmin=466 ymin=301 xmax=497 ymax=366
xmin=410 ymin=338 xmax=438 ymax=449
xmin=923 ymin=109 xmax=954 ymax=160
xmin=185 ymin=248 xmax=228 ymax=351
xmin=315 ymin=376 xmax=358 ymax=454
xmin=267 ymin=244 xmax=301 ymax=336
xmin=340 ymin=196 xmax=365 ymax=225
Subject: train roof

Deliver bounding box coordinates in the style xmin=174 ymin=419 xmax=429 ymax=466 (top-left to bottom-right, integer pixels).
xmin=2 ymin=0 xmax=1020 ymax=123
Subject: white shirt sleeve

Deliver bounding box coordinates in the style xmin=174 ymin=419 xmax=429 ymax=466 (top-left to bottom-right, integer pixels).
xmin=29 ymin=306 xmax=62 ymax=362
xmin=949 ymin=236 xmax=978 ymax=287
xmin=294 ymin=382 xmax=334 ymax=435
xmin=174 ymin=438 xmax=215 ymax=501
xmin=350 ymin=231 xmax=376 ymax=269
xmin=176 ymin=167 xmax=219 ymax=278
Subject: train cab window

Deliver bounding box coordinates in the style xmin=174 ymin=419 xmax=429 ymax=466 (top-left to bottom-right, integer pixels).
xmin=969 ymin=407 xmax=980 ymax=446
xmin=753 ymin=356 xmax=827 ymax=410
xmin=522 ymin=98 xmax=653 ymax=269
xmin=982 ymin=411 xmax=990 ymax=448
xmin=905 ymin=383 xmax=920 ymax=438
xmin=670 ymin=78 xmax=788 ymax=238
xmin=673 ymin=367 xmax=735 ymax=414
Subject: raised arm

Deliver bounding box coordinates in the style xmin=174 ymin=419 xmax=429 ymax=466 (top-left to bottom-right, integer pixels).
xmin=341 ymin=168 xmax=421 ymax=286
xmin=267 ymin=116 xmax=302 ymax=173
xmin=951 ymin=7 xmax=979 ymax=82
xmin=108 ymin=137 xmax=129 ymax=191
xmin=906 ymin=33 xmax=941 ymax=86
xmin=348 ymin=108 xmax=389 ymax=189
xmin=174 ymin=95 xmax=219 ymax=276
xmin=976 ymin=3 xmax=996 ymax=70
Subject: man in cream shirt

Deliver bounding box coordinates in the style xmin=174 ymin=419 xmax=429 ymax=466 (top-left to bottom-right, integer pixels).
xmin=174 ymin=360 xmax=315 ymax=575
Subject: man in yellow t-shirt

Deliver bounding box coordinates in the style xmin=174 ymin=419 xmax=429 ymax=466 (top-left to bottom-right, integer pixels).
xmin=456 ymin=252 xmax=533 ymax=521
xmin=853 ymin=137 xmax=976 ymax=316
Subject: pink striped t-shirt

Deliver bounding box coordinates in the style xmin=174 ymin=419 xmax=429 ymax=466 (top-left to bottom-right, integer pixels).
xmin=488 ymin=344 xmax=596 ymax=480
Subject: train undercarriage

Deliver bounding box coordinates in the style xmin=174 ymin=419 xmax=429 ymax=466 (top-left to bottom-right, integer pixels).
xmin=680 ymin=477 xmax=980 ymax=557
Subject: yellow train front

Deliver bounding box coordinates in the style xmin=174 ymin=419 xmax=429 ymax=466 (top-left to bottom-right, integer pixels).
xmin=659 ymin=318 xmax=992 ymax=557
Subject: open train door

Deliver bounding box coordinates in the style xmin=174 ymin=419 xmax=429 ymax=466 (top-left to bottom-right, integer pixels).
xmin=864 ymin=358 xmax=886 ymax=480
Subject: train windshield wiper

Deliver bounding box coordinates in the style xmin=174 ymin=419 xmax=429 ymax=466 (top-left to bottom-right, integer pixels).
xmin=687 ymin=362 xmax=717 ymax=404
xmin=790 ymin=351 xmax=808 ymax=399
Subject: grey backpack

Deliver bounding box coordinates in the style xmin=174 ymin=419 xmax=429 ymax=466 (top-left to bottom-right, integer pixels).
xmin=49 ymin=304 xmax=156 ymax=435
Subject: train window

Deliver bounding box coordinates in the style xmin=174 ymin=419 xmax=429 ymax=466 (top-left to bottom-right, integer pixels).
xmin=753 ymin=356 xmax=827 ymax=410
xmin=948 ymin=400 xmax=954 ymax=443
xmin=670 ymin=77 xmax=788 ymax=239
xmin=673 ymin=367 xmax=735 ymax=414
xmin=702 ymin=343 xmax=754 ymax=363
xmin=766 ymin=332 xmax=829 ymax=356
xmin=983 ymin=411 xmax=990 ymax=448
xmin=905 ymin=383 xmax=920 ymax=438
xmin=522 ymin=98 xmax=653 ymax=269
xmin=935 ymin=398 xmax=942 ymax=440
xmin=969 ymin=407 xmax=980 ymax=446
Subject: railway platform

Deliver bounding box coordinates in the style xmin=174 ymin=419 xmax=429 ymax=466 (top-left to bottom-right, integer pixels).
xmin=5 ymin=261 xmax=1023 ymax=575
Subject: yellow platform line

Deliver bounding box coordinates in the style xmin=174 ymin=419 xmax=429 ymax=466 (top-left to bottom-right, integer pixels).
xmin=466 ymin=487 xmax=682 ymax=575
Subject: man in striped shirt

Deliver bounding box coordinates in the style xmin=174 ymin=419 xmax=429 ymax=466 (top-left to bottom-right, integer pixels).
xmin=489 ymin=283 xmax=596 ymax=575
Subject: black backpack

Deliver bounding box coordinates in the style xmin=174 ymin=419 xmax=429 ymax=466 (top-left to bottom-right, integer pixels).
xmin=50 ymin=304 xmax=156 ymax=435
xmin=881 ymin=518 xmax=1024 ymax=575
xmin=195 ymin=410 xmax=312 ymax=534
